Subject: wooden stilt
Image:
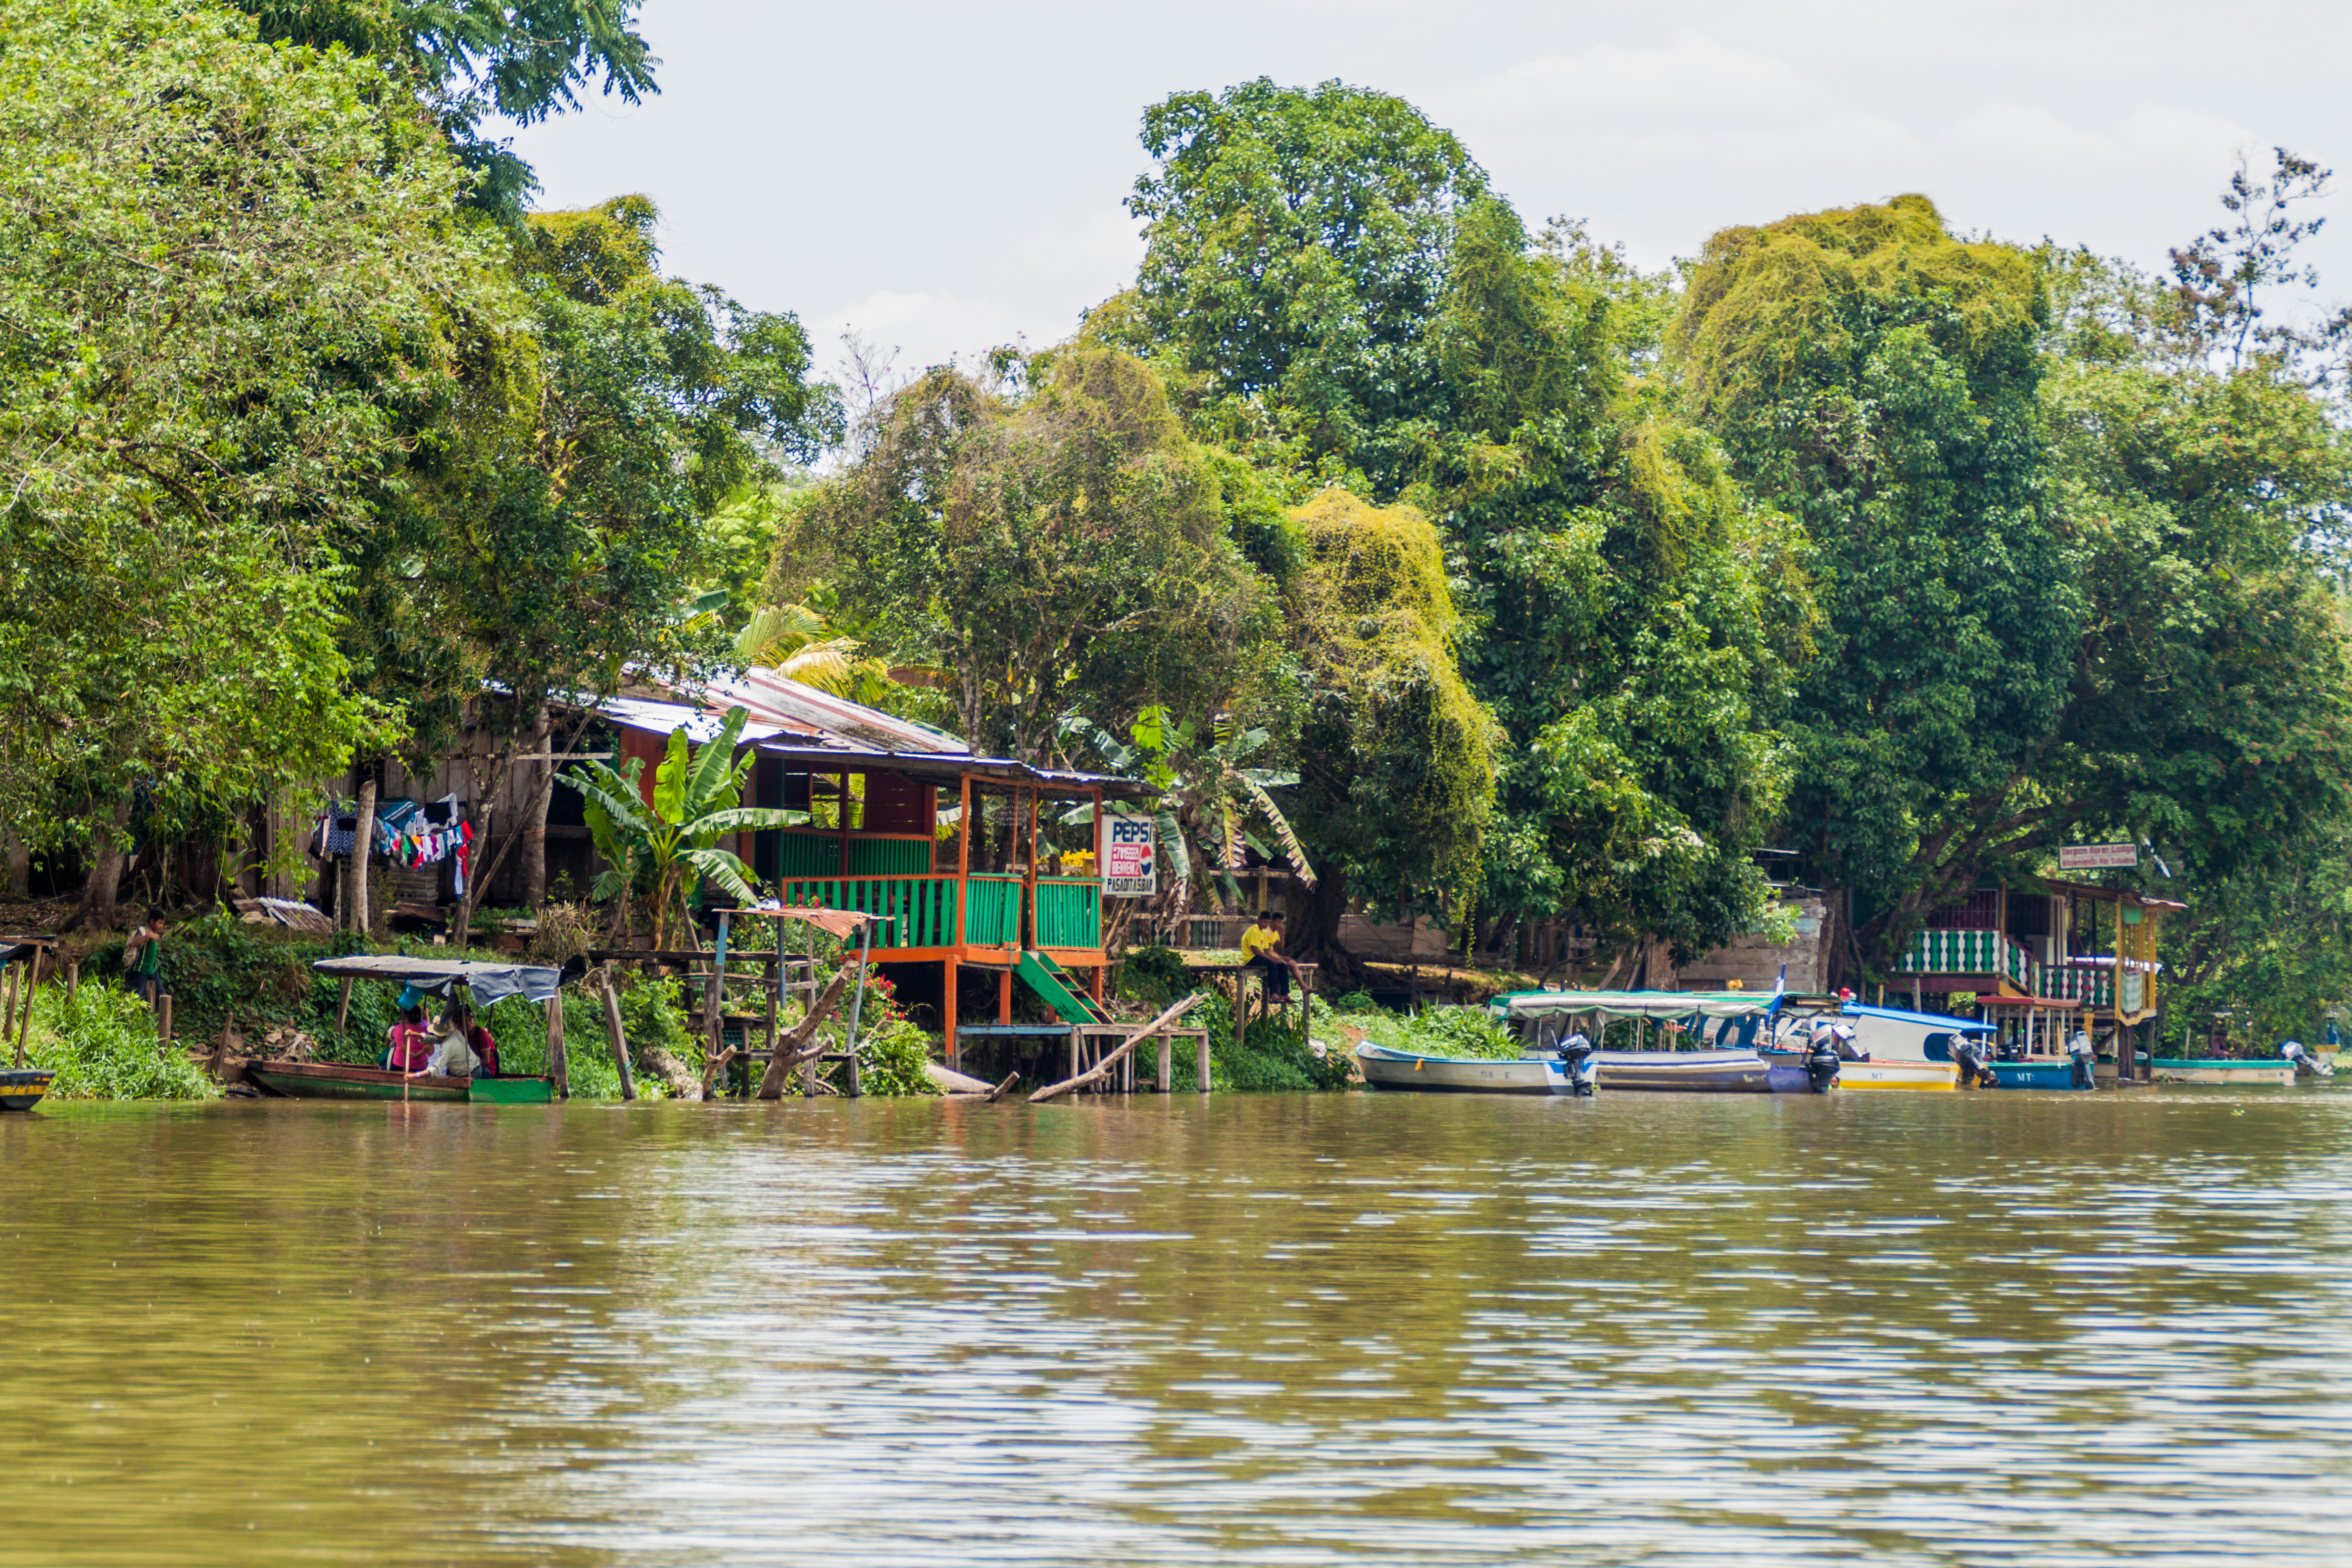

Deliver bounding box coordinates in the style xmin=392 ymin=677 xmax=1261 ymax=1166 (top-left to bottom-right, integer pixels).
xmin=1068 ymin=1023 xmax=1083 ymax=1088
xmin=1198 ymin=1027 xmax=1212 ymax=1094
xmin=1158 ymin=1029 xmax=1174 ymax=1094
xmin=1028 ymin=994 xmax=1204 ymax=1104
xmin=599 ymin=967 xmax=636 ymax=1101
xmin=547 ymin=991 xmax=569 ymax=1098
xmin=997 ymin=967 xmax=1011 ymax=1025
xmin=335 ymin=975 xmax=354 ymax=1033
xmin=158 ymin=994 xmax=173 ymax=1050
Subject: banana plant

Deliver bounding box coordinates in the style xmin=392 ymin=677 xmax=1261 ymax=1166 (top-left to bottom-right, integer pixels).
xmin=562 ymin=705 xmax=803 ymax=949
xmin=1058 ymin=705 xmax=1315 ymax=918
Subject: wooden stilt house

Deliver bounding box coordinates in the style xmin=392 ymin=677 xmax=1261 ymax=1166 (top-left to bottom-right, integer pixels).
xmin=579 ymin=670 xmax=1153 ymax=1048
xmin=1889 ymin=878 xmax=2181 ymax=1079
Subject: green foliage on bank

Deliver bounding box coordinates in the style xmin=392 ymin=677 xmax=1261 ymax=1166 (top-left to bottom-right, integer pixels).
xmin=22 ymin=985 xmax=217 ymax=1100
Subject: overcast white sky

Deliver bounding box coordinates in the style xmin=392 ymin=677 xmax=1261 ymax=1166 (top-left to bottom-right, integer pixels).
xmin=509 ymin=0 xmax=2352 ymax=384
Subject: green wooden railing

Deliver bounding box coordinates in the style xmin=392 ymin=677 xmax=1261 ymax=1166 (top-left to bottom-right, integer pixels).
xmin=779 ymin=875 xmax=958 ymax=949
xmin=774 ymin=831 xmax=935 ymax=878
xmin=963 ymin=876 xmax=1023 ymax=947
xmin=774 ymin=871 xmax=1103 ymax=952
xmin=1035 ymin=878 xmax=1102 ymax=949
xmin=776 ymin=830 xmax=841 ymax=878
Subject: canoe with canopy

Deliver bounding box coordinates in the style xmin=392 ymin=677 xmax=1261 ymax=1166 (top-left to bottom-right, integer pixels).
xmin=1356 ymin=988 xmax=1791 ymax=1095
xmin=250 ymin=957 xmax=571 ymax=1103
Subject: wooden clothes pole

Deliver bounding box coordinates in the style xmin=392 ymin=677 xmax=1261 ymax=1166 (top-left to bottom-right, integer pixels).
xmin=159 ymin=994 xmax=173 ymax=1051
xmin=336 ymin=976 xmax=355 ymax=1033
xmin=351 ymin=775 xmax=378 ymax=937
xmin=66 ymin=960 xmax=78 ymax=1005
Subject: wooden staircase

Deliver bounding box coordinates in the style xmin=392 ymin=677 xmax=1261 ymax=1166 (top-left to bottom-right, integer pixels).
xmin=1016 ymin=949 xmax=1111 ymax=1025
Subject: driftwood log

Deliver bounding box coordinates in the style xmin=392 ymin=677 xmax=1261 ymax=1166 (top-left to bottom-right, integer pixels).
xmin=755 ymin=972 xmax=851 ymax=1100
xmin=983 ymin=1072 xmax=1021 ymax=1104
xmin=1026 ymin=993 xmax=1207 ymax=1105
xmin=701 ymin=1045 xmax=741 ymax=1098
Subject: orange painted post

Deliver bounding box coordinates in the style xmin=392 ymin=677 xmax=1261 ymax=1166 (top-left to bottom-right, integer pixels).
xmin=944 ymin=955 xmax=960 ymax=1070
xmin=1023 ymin=787 xmax=1038 ymax=949
xmin=997 ymin=967 xmax=1012 ymax=1026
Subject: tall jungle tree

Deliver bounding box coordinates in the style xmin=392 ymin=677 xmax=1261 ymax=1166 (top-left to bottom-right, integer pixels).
xmin=0 ymin=0 xmax=503 ymax=926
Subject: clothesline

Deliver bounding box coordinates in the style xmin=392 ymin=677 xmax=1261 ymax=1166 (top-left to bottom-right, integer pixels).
xmin=311 ymin=792 xmax=477 ymax=896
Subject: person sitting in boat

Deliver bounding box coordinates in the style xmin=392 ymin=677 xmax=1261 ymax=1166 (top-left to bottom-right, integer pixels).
xmin=425 ymin=1009 xmax=483 ymax=1079
xmin=382 ymin=1006 xmax=434 ymax=1075
xmin=1238 ymin=911 xmax=1302 ymax=1007
xmin=443 ymin=1001 xmax=498 ymax=1078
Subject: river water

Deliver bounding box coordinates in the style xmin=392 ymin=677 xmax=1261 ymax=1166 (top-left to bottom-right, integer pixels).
xmin=3 ymin=1088 xmax=2350 ymax=1566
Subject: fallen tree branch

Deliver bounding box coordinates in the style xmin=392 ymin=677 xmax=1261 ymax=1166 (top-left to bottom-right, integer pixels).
xmin=1026 ymin=993 xmax=1205 ymax=1105
xmin=983 ymin=1072 xmax=1020 ymax=1103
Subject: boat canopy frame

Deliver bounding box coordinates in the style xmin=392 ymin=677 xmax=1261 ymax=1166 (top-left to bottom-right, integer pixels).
xmin=1487 ymin=987 xmax=1789 ymax=1023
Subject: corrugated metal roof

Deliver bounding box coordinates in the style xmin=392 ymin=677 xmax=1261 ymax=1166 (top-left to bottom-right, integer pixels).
xmin=710 ymin=669 xmax=973 ymax=755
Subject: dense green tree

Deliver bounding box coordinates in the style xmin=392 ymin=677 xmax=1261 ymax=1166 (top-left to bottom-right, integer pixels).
xmin=1428 ymin=200 xmax=1809 ymax=964
xmin=343 ymin=194 xmax=840 ymax=934
xmin=1115 ymin=77 xmax=1487 ymax=496
xmin=1675 ymin=196 xmax=2078 ymax=975
xmin=0 ymin=0 xmax=501 ymax=925
xmin=774 ymin=348 xmax=1274 ymax=763
xmin=1106 ymin=82 xmax=1805 ymax=964
xmin=1280 ymin=489 xmax=1497 ymax=966
xmin=238 ymin=0 xmax=657 ymax=217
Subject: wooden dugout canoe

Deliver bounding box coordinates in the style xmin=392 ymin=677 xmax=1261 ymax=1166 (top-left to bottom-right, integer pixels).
xmin=246 ymin=1061 xmax=555 ymax=1104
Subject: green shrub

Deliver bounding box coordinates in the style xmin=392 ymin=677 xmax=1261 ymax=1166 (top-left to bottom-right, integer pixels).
xmin=25 ymin=984 xmax=217 ymax=1100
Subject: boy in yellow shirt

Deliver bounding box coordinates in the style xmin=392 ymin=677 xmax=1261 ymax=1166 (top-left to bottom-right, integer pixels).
xmin=1238 ymin=910 xmax=1301 ymax=1010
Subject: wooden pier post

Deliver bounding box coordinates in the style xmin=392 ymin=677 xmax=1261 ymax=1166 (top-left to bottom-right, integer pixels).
xmin=1158 ymin=1029 xmax=1173 ymax=1093
xmin=546 ymin=990 xmax=569 ymax=1098
xmin=1198 ymin=1027 xmax=1212 ymax=1093
xmin=599 ymin=967 xmax=636 ymax=1101
xmin=1069 ymin=1022 xmax=1083 ymax=1086
xmin=16 ymin=961 xmax=33 ymax=1067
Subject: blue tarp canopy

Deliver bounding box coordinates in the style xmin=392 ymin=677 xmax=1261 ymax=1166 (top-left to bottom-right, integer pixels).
xmin=310 ymin=955 xmax=561 ymax=1007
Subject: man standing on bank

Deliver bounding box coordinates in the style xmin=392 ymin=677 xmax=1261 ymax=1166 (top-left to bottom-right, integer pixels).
xmin=1238 ymin=910 xmax=1304 ymax=1024
xmin=122 ymin=911 xmax=167 ymax=1009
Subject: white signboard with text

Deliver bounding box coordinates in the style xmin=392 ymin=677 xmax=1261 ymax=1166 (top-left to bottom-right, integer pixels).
xmin=2058 ymin=843 xmax=2138 ymax=871
xmin=1099 ymin=810 xmax=1157 ymax=896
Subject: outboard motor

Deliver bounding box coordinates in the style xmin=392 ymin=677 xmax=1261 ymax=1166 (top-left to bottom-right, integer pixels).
xmin=1561 ymin=1031 xmax=1599 ymax=1097
xmin=1952 ymin=1032 xmax=1996 ymax=1089
xmin=2282 ymin=1040 xmax=2333 ymax=1080
xmin=1829 ymin=1023 xmax=1867 ymax=1062
xmin=1803 ymin=1026 xmax=1842 ymax=1093
xmin=2067 ymin=1029 xmax=2097 ymax=1090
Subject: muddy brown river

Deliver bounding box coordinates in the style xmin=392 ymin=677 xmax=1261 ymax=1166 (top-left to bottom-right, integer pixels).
xmin=2 ymin=1088 xmax=2348 ymax=1565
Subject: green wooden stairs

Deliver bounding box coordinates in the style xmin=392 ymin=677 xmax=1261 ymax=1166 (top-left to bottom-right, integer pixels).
xmin=1016 ymin=949 xmax=1111 ymax=1026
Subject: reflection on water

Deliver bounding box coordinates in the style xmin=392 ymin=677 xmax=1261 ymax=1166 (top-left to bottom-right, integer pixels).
xmin=3 ymin=1089 xmax=2351 ymax=1566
